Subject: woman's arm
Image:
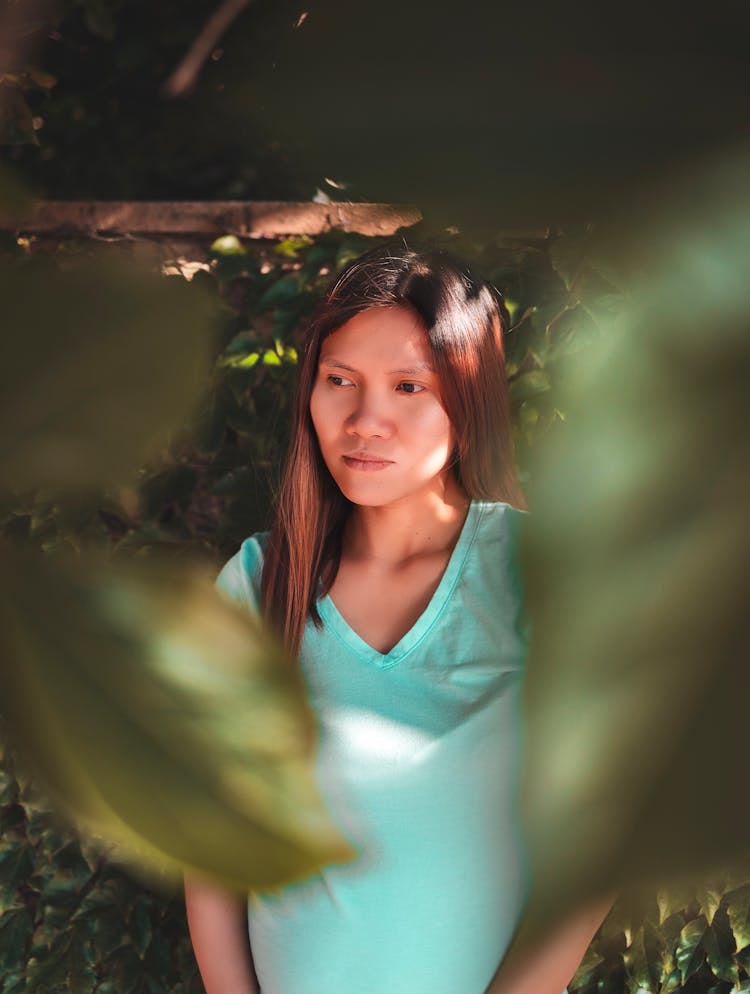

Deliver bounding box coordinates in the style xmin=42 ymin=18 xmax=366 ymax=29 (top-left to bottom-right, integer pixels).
xmin=484 ymin=894 xmax=614 ymax=994
xmin=184 ymin=874 xmax=260 ymax=994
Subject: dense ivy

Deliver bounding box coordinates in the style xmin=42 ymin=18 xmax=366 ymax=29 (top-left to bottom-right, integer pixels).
xmin=0 ymin=730 xmax=202 ymax=994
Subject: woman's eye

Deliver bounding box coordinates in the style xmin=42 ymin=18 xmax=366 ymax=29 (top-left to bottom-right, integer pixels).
xmin=396 ymin=382 xmax=425 ymax=395
xmin=327 ymin=374 xmax=353 ymax=387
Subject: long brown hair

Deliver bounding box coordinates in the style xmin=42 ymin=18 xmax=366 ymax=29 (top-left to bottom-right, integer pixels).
xmin=261 ymin=242 xmax=526 ymax=659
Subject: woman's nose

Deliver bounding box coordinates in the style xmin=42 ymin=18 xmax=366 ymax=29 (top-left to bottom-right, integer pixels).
xmin=344 ymin=390 xmax=393 ymax=438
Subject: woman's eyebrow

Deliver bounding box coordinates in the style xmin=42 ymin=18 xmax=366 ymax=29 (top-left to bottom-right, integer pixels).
xmin=319 ymin=357 xmax=434 ymax=375
xmin=391 ymin=363 xmax=434 ymax=374
xmin=318 ymin=358 xmax=357 ymax=371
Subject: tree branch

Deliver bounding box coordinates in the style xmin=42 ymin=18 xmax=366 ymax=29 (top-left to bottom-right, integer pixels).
xmin=162 ymin=0 xmax=252 ymax=99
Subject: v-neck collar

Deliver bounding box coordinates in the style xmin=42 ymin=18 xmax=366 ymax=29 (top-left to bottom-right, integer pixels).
xmin=317 ymin=500 xmax=485 ymax=669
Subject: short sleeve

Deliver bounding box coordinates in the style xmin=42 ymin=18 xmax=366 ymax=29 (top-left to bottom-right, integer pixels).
xmin=498 ymin=505 xmax=531 ymax=660
xmin=214 ymin=533 xmax=268 ymax=616
xmin=512 ymin=507 xmax=532 ymax=648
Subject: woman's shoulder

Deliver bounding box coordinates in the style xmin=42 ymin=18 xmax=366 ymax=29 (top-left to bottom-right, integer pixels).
xmin=466 ymin=500 xmax=527 ymax=591
xmin=214 ymin=530 xmax=271 ymax=614
xmin=473 ymin=499 xmax=527 ymax=542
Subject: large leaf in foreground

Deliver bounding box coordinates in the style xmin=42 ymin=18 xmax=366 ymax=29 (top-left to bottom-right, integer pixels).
xmin=0 ymin=543 xmax=355 ymax=891
xmin=228 ymin=2 xmax=750 ymax=231
xmin=519 ymin=148 xmax=750 ymax=935
xmin=0 ymin=256 xmax=216 ymax=493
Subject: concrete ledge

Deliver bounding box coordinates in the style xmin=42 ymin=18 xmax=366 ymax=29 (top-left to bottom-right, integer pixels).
xmin=0 ymin=200 xmax=422 ymax=237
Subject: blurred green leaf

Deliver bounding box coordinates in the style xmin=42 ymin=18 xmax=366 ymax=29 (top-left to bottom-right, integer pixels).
xmin=0 ymin=257 xmax=217 ymax=493
xmin=274 ymin=236 xmax=313 ymax=259
xmin=0 ymin=543 xmax=355 ymax=892
xmin=247 ymin=5 xmax=750 ymax=231
xmin=210 ymin=235 xmax=247 ymax=257
xmin=517 ymin=147 xmax=750 ymax=946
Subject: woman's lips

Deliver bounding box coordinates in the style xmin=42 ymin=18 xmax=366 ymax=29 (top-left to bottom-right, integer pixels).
xmin=342 ymin=454 xmax=394 ymax=471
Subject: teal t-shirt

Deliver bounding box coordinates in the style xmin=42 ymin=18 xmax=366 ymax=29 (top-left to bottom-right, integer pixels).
xmin=215 ymin=500 xmax=537 ymax=994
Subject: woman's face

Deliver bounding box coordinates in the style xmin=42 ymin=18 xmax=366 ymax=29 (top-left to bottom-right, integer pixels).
xmin=309 ymin=305 xmax=457 ymax=509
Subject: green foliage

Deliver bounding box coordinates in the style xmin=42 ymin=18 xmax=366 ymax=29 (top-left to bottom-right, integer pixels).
xmin=1 ymin=736 xmax=202 ymax=994
xmin=570 ymin=878 xmax=750 ymax=994
xmin=0 ymin=221 xmax=748 ymax=994
xmin=0 ymin=253 xmax=218 ymax=493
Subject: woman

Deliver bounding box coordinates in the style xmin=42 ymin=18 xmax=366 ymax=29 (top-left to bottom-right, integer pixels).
xmin=184 ymin=244 xmax=607 ymax=994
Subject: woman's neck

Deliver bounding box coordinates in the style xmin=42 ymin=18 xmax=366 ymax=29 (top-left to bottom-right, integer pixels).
xmin=343 ymin=478 xmax=471 ymax=567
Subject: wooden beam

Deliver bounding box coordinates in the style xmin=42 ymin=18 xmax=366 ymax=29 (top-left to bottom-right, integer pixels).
xmin=0 ymin=201 xmax=422 ymax=238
